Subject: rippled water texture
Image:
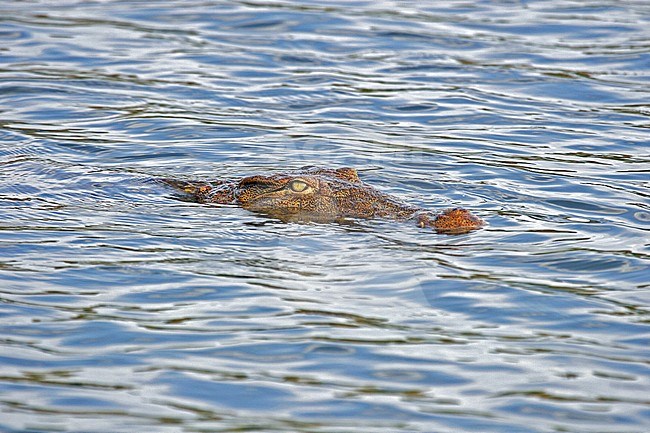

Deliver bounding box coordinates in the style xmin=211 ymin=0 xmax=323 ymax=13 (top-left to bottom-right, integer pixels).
xmin=1 ymin=1 xmax=649 ymax=432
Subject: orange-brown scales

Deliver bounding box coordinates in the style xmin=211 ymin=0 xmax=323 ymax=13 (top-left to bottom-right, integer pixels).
xmin=164 ymin=166 xmax=483 ymax=233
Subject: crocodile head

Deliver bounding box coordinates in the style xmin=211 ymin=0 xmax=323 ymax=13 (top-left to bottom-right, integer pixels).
xmin=234 ymin=166 xmax=403 ymax=222
xmin=163 ymin=166 xmax=483 ymax=232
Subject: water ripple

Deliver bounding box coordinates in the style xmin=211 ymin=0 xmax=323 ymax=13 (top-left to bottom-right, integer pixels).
xmin=1 ymin=1 xmax=649 ymax=432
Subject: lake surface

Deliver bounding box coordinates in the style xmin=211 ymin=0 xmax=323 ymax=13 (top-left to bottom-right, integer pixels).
xmin=1 ymin=1 xmax=649 ymax=432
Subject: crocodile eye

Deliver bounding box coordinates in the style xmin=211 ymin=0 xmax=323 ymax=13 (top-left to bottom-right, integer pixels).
xmin=288 ymin=180 xmax=309 ymax=192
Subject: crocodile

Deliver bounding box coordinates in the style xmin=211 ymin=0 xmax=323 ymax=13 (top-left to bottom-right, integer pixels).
xmin=164 ymin=166 xmax=483 ymax=233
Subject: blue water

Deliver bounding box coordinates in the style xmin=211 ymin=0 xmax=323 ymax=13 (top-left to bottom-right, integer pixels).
xmin=1 ymin=1 xmax=649 ymax=432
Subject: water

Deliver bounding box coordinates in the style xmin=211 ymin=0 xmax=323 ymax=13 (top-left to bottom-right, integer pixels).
xmin=1 ymin=1 xmax=649 ymax=432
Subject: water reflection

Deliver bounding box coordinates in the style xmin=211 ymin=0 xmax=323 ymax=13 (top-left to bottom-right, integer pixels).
xmin=1 ymin=0 xmax=649 ymax=432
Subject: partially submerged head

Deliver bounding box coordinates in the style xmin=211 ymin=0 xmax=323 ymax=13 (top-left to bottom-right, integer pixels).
xmin=234 ymin=167 xmax=364 ymax=221
xmin=164 ymin=166 xmax=484 ymax=232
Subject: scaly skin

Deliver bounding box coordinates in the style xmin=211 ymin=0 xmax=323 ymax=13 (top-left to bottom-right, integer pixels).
xmin=164 ymin=166 xmax=483 ymax=233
